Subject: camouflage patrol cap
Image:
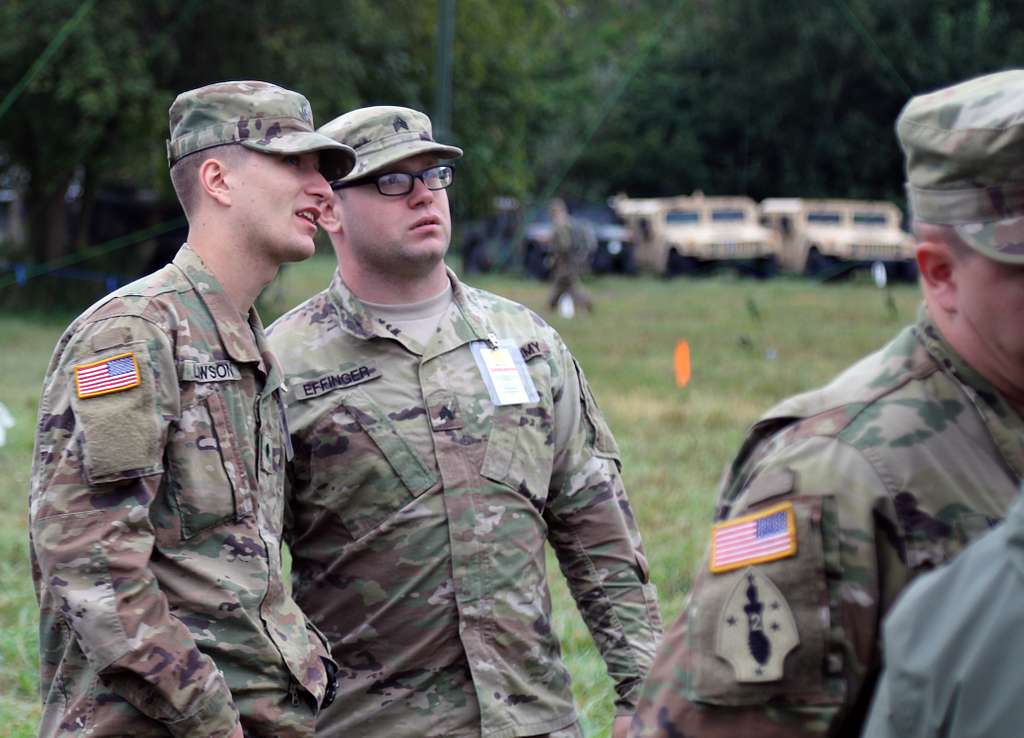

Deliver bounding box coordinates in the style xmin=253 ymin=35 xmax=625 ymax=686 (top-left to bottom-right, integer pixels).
xmin=897 ymin=70 xmax=1024 ymax=264
xmin=319 ymin=106 xmax=462 ymax=183
xmin=167 ymin=80 xmax=356 ymax=181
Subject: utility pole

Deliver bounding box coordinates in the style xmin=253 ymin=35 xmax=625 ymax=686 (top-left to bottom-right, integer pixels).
xmin=435 ymin=0 xmax=455 ymax=143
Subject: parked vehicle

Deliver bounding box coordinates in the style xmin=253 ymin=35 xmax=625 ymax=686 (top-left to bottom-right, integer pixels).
xmin=611 ymin=193 xmax=778 ymax=277
xmin=574 ymin=202 xmax=635 ymax=275
xmin=523 ymin=201 xmax=635 ymax=279
xmin=760 ymin=198 xmax=917 ymax=280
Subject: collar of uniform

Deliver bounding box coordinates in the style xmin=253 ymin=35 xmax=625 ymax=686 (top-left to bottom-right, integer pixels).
xmin=172 ymin=244 xmax=263 ymax=365
xmin=915 ymin=303 xmax=996 ymax=396
xmin=248 ymin=308 xmax=284 ymax=393
xmin=915 ymin=303 xmax=1024 ymax=478
xmin=325 ymin=266 xmax=492 ymax=348
xmin=418 ymin=267 xmax=493 ymax=361
xmin=326 ymin=269 xmax=400 ymax=342
xmin=445 ymin=267 xmax=490 ymax=339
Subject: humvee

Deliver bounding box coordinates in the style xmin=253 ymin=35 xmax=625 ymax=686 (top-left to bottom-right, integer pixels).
xmin=610 ymin=193 xmax=778 ymax=277
xmin=759 ymin=198 xmax=916 ymax=279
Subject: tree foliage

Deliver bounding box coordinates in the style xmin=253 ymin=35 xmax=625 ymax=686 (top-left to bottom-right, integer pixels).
xmin=2 ymin=0 xmax=1024 ymax=272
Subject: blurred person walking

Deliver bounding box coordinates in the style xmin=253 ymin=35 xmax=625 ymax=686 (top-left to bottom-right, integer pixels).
xmin=268 ymin=106 xmax=661 ymax=738
xmin=547 ymin=198 xmax=596 ymax=316
xmin=630 ymin=70 xmax=1024 ymax=738
xmin=29 ymin=81 xmax=354 ymax=738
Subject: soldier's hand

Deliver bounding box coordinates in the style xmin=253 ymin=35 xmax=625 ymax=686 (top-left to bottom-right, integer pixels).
xmin=612 ymin=714 xmax=631 ymax=738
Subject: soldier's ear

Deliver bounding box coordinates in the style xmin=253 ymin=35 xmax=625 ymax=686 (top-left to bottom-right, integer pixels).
xmin=917 ymin=240 xmax=957 ymax=312
xmin=198 ymin=157 xmax=233 ymax=207
xmin=318 ymin=195 xmax=343 ymax=234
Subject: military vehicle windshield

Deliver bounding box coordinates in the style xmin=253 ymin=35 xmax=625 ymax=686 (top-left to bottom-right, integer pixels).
xmin=807 ymin=211 xmax=842 ymax=224
xmin=853 ymin=212 xmax=887 ymax=226
xmin=711 ymin=209 xmax=745 ymax=222
xmin=666 ymin=210 xmax=700 ymax=224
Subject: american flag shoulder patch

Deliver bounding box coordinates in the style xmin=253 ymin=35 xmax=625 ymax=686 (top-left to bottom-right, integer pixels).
xmin=74 ymin=352 xmax=142 ymax=399
xmin=709 ymin=501 xmax=797 ymax=574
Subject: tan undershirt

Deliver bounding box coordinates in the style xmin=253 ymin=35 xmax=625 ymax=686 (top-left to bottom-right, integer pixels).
xmin=360 ymin=282 xmax=454 ymax=348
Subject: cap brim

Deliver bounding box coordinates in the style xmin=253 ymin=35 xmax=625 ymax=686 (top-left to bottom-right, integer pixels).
xmin=955 ymin=217 xmax=1024 ymax=264
xmin=241 ymin=131 xmax=357 ymax=181
xmin=340 ymin=140 xmax=463 ymax=183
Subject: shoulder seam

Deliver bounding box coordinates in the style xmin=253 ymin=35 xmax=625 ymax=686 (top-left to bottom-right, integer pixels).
xmin=798 ymin=371 xmax=922 ymax=439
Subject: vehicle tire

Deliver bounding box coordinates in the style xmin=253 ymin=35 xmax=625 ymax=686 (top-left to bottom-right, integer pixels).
xmin=894 ymin=259 xmax=918 ymax=282
xmin=804 ymin=246 xmax=830 ymax=278
xmin=621 ymin=245 xmax=638 ymax=275
xmin=591 ymin=247 xmax=612 ymax=275
xmin=755 ymin=255 xmax=777 ymax=279
xmin=665 ymin=249 xmax=688 ymax=277
xmin=524 ymin=241 xmax=552 ymax=280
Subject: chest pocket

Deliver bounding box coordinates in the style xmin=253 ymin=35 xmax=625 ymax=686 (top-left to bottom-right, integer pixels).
xmin=166 ymin=381 xmax=254 ymax=539
xmin=480 ymin=354 xmax=555 ymax=507
xmin=306 ymin=388 xmax=437 ymax=542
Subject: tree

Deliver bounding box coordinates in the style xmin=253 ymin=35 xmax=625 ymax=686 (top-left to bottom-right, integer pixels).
xmin=0 ymin=1 xmax=167 ymax=264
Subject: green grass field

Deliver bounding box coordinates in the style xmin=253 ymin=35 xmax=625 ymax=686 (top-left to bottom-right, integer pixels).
xmin=0 ymin=256 xmax=920 ymax=736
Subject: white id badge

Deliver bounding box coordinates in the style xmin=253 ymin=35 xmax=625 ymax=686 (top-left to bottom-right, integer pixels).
xmin=471 ymin=335 xmax=539 ymax=406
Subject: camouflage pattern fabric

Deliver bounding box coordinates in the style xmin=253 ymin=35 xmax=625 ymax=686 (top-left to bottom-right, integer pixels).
xmin=319 ymin=105 xmax=462 ymax=183
xmin=268 ymin=268 xmax=662 ymax=738
xmin=167 ymin=80 xmax=355 ymax=182
xmin=547 ymin=217 xmax=595 ymax=313
xmin=629 ymin=306 xmax=1024 ymax=738
xmin=30 ymin=245 xmax=332 ymax=738
xmin=898 ymin=69 xmax=1024 ymax=264
xmin=864 ymin=485 xmax=1024 ymax=738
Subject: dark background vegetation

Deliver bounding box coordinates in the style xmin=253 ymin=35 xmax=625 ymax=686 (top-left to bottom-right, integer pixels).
xmin=2 ymin=0 xmax=1022 ymax=303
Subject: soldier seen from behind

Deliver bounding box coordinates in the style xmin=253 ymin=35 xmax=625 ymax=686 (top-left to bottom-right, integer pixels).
xmin=267 ymin=106 xmax=662 ymax=738
xmin=29 ymin=81 xmax=355 ymax=738
xmin=629 ymin=69 xmax=1024 ymax=738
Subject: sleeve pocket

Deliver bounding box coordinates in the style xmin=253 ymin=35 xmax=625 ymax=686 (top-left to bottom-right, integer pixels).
xmin=72 ymin=344 xmax=163 ymax=485
xmin=686 ymin=496 xmax=841 ymax=708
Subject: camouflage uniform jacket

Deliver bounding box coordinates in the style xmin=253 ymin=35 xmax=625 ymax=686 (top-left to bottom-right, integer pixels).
xmin=30 ymin=245 xmax=331 ymax=738
xmin=268 ymin=269 xmax=662 ymax=738
xmin=864 ymin=486 xmax=1024 ymax=738
xmin=630 ymin=307 xmax=1024 ymax=738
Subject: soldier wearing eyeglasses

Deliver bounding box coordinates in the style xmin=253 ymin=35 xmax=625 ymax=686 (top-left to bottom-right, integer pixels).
xmin=266 ymin=106 xmax=662 ymax=738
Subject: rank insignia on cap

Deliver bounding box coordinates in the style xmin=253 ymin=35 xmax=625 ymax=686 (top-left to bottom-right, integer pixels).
xmin=710 ymin=502 xmax=797 ymax=574
xmin=74 ymin=352 xmax=141 ymax=399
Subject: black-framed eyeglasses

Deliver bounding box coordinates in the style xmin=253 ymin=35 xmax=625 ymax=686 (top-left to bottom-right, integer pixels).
xmin=331 ymin=164 xmax=455 ymax=196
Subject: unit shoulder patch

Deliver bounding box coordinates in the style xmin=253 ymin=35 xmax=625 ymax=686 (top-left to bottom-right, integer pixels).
xmin=715 ymin=567 xmax=800 ymax=682
xmin=74 ymin=352 xmax=142 ymax=399
xmin=710 ymin=501 xmax=797 ymax=573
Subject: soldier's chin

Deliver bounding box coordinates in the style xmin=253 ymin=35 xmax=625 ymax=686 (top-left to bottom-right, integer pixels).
xmin=396 ymin=244 xmax=449 ymax=275
xmin=277 ymin=238 xmax=319 ymax=265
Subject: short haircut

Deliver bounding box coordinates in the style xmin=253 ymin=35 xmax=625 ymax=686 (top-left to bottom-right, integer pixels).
xmin=169 ymin=144 xmax=245 ymax=220
xmin=912 ymin=221 xmax=977 ymax=261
